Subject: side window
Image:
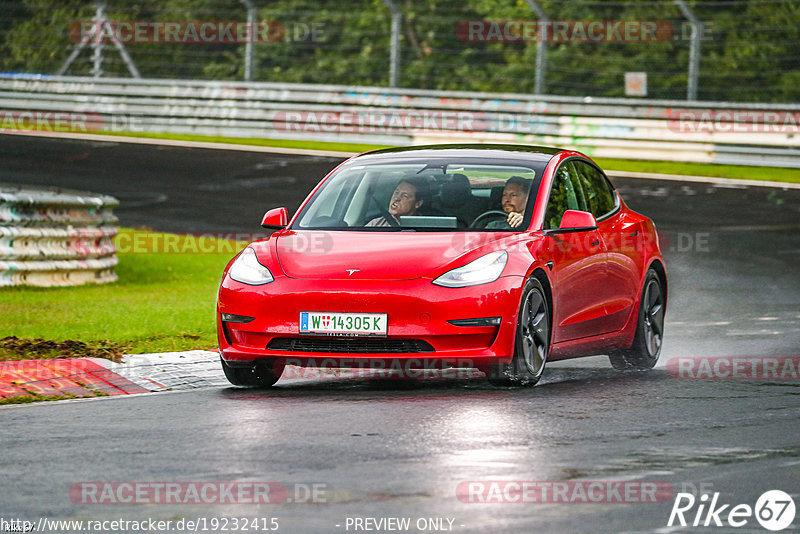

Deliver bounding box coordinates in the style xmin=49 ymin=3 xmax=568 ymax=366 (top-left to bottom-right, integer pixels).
xmin=572 ymin=160 xmax=617 ymax=218
xmin=543 ymin=162 xmax=587 ymax=229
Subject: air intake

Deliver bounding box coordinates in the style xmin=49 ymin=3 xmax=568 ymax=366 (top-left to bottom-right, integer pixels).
xmin=267 ymin=337 xmax=434 ymax=353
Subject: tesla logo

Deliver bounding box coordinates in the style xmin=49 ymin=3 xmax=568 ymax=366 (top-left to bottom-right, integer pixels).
xmin=346 ymin=269 xmax=360 ymax=276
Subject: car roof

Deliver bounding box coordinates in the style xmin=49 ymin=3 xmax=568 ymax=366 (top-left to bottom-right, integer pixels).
xmin=352 ymin=144 xmax=564 ymax=165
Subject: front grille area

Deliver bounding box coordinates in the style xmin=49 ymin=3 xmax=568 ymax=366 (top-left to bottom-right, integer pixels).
xmin=267 ymin=337 xmax=435 ymax=353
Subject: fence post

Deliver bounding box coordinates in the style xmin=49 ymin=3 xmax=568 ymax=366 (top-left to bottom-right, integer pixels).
xmin=240 ymin=0 xmax=256 ymax=81
xmin=381 ymin=0 xmax=401 ymax=87
xmin=675 ymin=0 xmax=701 ymax=101
xmin=91 ymin=1 xmax=105 ymax=78
xmin=524 ymin=0 xmax=548 ymax=95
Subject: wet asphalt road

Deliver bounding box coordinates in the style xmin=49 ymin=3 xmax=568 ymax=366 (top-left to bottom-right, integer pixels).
xmin=1 ymin=134 xmax=799 ymax=533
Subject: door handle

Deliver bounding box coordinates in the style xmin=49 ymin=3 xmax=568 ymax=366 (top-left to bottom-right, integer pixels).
xmin=590 ymin=239 xmax=599 ymax=246
xmin=629 ymin=230 xmax=638 ymax=237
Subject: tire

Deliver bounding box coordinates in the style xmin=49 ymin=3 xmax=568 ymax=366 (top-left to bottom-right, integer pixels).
xmin=609 ymin=268 xmax=665 ymax=371
xmin=488 ymin=277 xmax=550 ymax=387
xmin=221 ymin=356 xmax=284 ymax=387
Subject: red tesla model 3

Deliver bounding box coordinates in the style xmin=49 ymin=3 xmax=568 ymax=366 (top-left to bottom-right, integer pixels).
xmin=217 ymin=144 xmax=667 ymax=387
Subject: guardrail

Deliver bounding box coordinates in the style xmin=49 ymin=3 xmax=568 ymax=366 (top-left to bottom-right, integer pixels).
xmin=1 ymin=74 xmax=799 ymax=167
xmin=0 ymin=184 xmax=119 ymax=287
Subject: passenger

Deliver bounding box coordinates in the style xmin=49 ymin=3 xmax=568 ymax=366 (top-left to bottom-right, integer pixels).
xmin=366 ymin=177 xmax=429 ymax=227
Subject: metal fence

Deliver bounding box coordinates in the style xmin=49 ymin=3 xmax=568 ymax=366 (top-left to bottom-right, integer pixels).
xmin=1 ymin=0 xmax=798 ymax=103
xmin=2 ymin=74 xmax=799 ymax=167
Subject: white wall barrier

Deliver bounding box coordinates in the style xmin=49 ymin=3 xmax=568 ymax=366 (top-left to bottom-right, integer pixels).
xmin=1 ymin=74 xmax=799 ymax=167
xmin=0 ymin=185 xmax=119 ymax=287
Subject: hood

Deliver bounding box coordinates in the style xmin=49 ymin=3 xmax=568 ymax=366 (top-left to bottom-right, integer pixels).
xmin=275 ymin=230 xmax=509 ymax=280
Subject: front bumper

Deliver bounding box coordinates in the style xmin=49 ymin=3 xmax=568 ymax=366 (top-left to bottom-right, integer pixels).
xmin=217 ymin=274 xmax=525 ymax=369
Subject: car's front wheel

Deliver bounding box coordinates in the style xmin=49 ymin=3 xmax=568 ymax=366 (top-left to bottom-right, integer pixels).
xmin=221 ymin=356 xmax=284 ymax=387
xmin=488 ymin=277 xmax=550 ymax=387
xmin=609 ymin=268 xmax=665 ymax=370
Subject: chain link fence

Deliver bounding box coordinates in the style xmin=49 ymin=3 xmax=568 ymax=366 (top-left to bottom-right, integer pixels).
xmin=1 ymin=0 xmax=798 ymax=103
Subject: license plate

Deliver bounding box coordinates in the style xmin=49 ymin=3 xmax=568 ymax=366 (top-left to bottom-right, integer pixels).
xmin=299 ymin=312 xmax=388 ymax=337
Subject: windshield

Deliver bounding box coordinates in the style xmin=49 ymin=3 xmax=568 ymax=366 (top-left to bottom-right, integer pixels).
xmin=294 ymin=160 xmax=539 ymax=231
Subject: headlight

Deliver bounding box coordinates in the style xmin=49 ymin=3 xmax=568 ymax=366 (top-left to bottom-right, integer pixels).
xmin=228 ymin=247 xmax=274 ymax=285
xmin=433 ymin=251 xmax=507 ymax=288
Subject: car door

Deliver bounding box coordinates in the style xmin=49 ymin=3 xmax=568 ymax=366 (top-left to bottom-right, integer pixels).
xmin=543 ymin=161 xmax=610 ymax=343
xmin=571 ymin=159 xmax=639 ymax=332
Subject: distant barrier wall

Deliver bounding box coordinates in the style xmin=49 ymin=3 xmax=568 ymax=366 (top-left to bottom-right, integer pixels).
xmin=1 ymin=74 xmax=799 ymax=168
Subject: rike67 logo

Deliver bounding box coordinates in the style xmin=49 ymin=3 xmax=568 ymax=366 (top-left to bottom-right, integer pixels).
xmin=668 ymin=490 xmax=795 ymax=531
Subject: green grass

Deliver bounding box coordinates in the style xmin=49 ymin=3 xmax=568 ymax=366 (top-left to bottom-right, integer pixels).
xmin=595 ymin=157 xmax=800 ymax=184
xmin=0 ymin=229 xmax=245 ymax=360
xmin=0 ymin=394 xmax=76 ymax=405
xmin=0 ymin=391 xmax=109 ymax=405
xmin=103 ymin=130 xmax=391 ymax=155
xmin=102 ymin=131 xmax=800 ymax=184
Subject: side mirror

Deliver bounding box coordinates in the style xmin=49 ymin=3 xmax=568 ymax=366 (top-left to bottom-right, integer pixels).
xmin=261 ymin=207 xmax=288 ymax=229
xmin=558 ymin=210 xmax=598 ymax=231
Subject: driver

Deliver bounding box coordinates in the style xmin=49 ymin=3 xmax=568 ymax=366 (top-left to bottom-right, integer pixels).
xmin=486 ymin=176 xmax=531 ymax=229
xmin=366 ymin=176 xmax=429 ymax=227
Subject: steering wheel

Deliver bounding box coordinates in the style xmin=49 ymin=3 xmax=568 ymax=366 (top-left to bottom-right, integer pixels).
xmin=469 ymin=210 xmax=508 ymax=229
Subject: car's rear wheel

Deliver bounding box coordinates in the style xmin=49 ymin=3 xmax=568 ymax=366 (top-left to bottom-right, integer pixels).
xmin=609 ymin=268 xmax=665 ymax=370
xmin=221 ymin=356 xmax=284 ymax=387
xmin=488 ymin=277 xmax=550 ymax=387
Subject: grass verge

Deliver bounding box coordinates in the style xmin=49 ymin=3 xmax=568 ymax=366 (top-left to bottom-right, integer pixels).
xmin=0 ymin=229 xmax=245 ymax=361
xmin=594 ymin=157 xmax=800 ymax=183
xmin=0 ymin=394 xmax=76 ymax=405
xmin=0 ymin=392 xmax=109 ymax=405
xmin=102 ymin=130 xmax=391 ymax=155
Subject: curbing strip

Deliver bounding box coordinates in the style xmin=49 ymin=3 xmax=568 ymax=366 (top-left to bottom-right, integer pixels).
xmin=100 ymin=350 xmax=227 ymax=391
xmin=0 ymin=351 xmax=225 ymax=404
xmin=0 ymin=350 xmax=228 ymax=406
xmin=0 ymin=357 xmax=150 ymax=402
